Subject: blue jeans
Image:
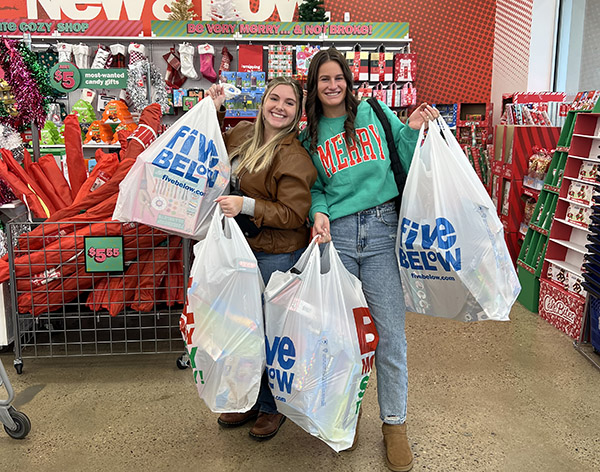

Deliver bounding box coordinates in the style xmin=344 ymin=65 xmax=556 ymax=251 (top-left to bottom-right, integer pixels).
xmin=329 ymin=202 xmax=408 ymax=425
xmin=253 ymin=248 xmax=305 ymax=414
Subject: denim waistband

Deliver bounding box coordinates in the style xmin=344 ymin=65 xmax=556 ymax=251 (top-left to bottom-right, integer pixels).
xmin=357 ymin=201 xmax=396 ymax=216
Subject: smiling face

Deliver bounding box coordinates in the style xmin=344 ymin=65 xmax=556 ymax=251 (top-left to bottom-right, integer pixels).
xmin=262 ymin=84 xmax=298 ymax=137
xmin=316 ymin=60 xmax=348 ymax=117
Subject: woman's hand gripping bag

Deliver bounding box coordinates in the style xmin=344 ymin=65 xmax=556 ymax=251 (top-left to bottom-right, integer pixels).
xmin=179 ymin=207 xmax=265 ymax=412
xmin=396 ymin=119 xmax=521 ymax=321
xmin=263 ymin=239 xmax=379 ymax=452
xmin=113 ymin=97 xmax=230 ymax=239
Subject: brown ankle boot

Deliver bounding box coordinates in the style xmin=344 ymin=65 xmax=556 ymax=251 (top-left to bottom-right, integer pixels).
xmin=382 ymin=422 xmax=414 ymax=471
xmin=249 ymin=412 xmax=286 ymax=441
xmin=217 ymin=410 xmax=258 ymax=428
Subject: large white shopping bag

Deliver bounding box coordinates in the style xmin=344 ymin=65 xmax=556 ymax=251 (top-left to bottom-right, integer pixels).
xmin=113 ymin=97 xmax=230 ymax=239
xmin=179 ymin=207 xmax=265 ymax=412
xmin=396 ymin=119 xmax=520 ymax=321
xmin=264 ymin=239 xmax=378 ymax=452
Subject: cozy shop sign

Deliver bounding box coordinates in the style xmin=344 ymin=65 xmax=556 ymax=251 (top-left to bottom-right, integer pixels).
xmin=0 ymin=19 xmax=143 ymax=36
xmin=152 ymin=21 xmax=409 ymax=40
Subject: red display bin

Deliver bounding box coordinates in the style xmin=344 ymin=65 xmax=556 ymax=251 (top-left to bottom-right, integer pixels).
xmin=539 ymin=278 xmax=585 ymax=339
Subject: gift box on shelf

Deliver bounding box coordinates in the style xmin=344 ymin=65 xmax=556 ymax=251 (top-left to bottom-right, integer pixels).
xmin=394 ymin=52 xmax=416 ymax=82
xmin=512 ymin=91 xmax=566 ymax=104
xmin=346 ymin=46 xmax=369 ymax=82
xmin=433 ymin=103 xmax=458 ymax=128
xmin=370 ymin=46 xmax=394 ymax=82
xmin=539 ymin=278 xmax=585 ymax=339
xmin=238 ymin=44 xmax=264 ymax=73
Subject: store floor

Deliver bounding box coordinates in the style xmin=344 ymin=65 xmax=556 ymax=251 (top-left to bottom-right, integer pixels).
xmin=1 ymin=302 xmax=599 ymax=472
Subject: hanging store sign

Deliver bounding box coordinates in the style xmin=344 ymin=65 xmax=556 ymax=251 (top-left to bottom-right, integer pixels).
xmin=50 ymin=63 xmax=128 ymax=93
xmin=151 ymin=21 xmax=409 ymax=41
xmin=84 ymin=236 xmax=125 ymax=273
xmin=0 ymin=19 xmax=143 ymax=37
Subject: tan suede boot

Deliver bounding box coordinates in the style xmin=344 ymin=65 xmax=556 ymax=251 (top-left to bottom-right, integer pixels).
xmin=382 ymin=422 xmax=414 ymax=471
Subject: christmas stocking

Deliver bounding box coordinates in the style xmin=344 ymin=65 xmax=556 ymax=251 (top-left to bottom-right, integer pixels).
xmin=163 ymin=47 xmax=186 ymax=89
xmin=128 ymin=43 xmax=146 ymax=66
xmin=219 ymin=46 xmax=233 ymax=80
xmin=57 ymin=43 xmax=73 ymax=63
xmin=198 ymin=43 xmax=216 ymax=83
xmin=73 ymin=44 xmax=90 ymax=69
xmin=109 ymin=44 xmax=126 ymax=68
xmin=178 ymin=43 xmax=198 ymax=80
xmin=91 ymin=45 xmax=110 ymax=69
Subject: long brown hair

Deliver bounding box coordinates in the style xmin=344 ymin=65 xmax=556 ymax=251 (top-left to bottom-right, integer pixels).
xmin=231 ymin=76 xmax=304 ymax=174
xmin=304 ymin=48 xmax=359 ymax=155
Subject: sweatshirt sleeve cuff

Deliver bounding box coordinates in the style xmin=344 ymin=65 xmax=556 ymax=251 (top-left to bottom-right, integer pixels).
xmin=241 ymin=196 xmax=255 ymax=216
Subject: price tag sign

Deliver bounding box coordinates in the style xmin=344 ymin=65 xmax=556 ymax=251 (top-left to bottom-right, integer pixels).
xmin=49 ymin=62 xmax=81 ymax=93
xmin=84 ymin=236 xmax=124 ymax=273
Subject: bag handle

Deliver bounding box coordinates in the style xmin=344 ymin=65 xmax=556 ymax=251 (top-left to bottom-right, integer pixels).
xmin=367 ymin=98 xmax=407 ymax=211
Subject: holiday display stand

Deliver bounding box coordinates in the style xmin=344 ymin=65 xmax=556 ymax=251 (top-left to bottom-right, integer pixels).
xmin=516 ymin=110 xmax=589 ymax=312
xmin=539 ymin=111 xmax=600 ymax=343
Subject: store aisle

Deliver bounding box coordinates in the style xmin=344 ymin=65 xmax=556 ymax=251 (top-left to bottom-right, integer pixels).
xmin=1 ymin=302 xmax=599 ymax=472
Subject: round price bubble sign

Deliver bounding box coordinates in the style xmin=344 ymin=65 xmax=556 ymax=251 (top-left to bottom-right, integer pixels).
xmin=49 ymin=62 xmax=81 ymax=93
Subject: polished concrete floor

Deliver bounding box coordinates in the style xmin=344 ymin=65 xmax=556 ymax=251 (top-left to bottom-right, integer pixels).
xmin=1 ymin=302 xmax=599 ymax=472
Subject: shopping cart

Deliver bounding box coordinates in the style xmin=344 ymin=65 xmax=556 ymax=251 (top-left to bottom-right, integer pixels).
xmin=0 ymin=358 xmax=31 ymax=439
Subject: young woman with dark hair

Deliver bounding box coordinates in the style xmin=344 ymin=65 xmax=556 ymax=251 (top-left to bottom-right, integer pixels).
xmin=301 ymin=48 xmax=439 ymax=471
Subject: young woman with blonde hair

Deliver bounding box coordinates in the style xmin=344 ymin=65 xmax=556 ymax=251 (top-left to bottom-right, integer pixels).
xmin=207 ymin=77 xmax=317 ymax=440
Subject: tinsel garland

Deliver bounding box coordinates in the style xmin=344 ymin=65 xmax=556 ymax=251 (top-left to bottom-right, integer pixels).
xmin=126 ymin=59 xmax=169 ymax=113
xmin=0 ymin=123 xmax=24 ymax=162
xmin=15 ymin=42 xmax=58 ymax=101
xmin=0 ymin=38 xmax=47 ymax=129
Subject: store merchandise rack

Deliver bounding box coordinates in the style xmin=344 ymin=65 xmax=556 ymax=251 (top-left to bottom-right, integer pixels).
xmin=7 ymin=220 xmax=190 ymax=374
xmin=516 ymin=110 xmax=587 ymax=312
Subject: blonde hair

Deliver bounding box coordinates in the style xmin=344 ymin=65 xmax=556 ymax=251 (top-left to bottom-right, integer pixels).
xmin=231 ymin=77 xmax=304 ymax=175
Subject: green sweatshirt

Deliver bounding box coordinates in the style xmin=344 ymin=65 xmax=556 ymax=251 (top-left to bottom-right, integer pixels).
xmin=300 ymin=100 xmax=419 ymax=222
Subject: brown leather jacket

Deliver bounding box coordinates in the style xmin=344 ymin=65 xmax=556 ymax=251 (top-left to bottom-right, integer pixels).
xmin=223 ymin=121 xmax=317 ymax=254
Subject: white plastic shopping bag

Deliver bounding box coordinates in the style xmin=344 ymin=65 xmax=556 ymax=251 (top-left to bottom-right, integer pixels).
xmin=179 ymin=207 xmax=265 ymax=412
xmin=396 ymin=119 xmax=520 ymax=321
xmin=113 ymin=97 xmax=230 ymax=239
xmin=263 ymin=239 xmax=379 ymax=452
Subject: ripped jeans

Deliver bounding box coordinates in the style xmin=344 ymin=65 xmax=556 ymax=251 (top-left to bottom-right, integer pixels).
xmin=329 ymin=202 xmax=408 ymax=425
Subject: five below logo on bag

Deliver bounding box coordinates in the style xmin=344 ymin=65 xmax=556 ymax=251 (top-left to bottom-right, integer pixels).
xmin=265 ymin=307 xmax=378 ymax=413
xmin=151 ymin=125 xmax=220 ymax=187
xmin=398 ymin=217 xmax=461 ymax=272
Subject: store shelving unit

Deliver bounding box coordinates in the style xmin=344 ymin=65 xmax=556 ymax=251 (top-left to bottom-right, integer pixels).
xmin=569 ymin=110 xmax=600 ymax=370
xmin=516 ymin=110 xmax=586 ymax=312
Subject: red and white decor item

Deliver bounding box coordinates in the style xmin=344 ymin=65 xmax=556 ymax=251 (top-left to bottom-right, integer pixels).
xmin=539 ymin=279 xmax=585 ymax=339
